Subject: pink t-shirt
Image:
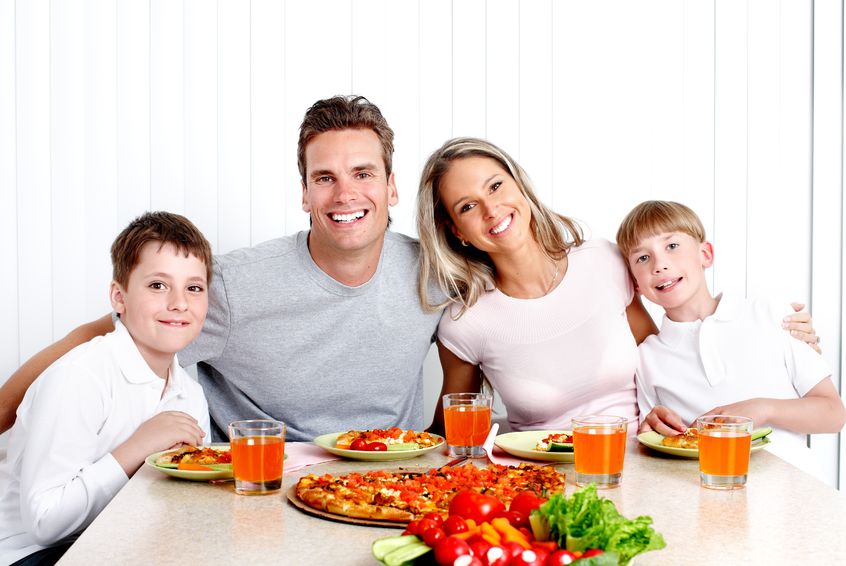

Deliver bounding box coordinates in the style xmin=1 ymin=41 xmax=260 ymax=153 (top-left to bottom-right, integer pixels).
xmin=438 ymin=239 xmax=639 ymax=433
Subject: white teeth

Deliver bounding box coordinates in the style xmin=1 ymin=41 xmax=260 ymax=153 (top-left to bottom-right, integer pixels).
xmin=656 ymin=278 xmax=679 ymax=290
xmin=331 ymin=211 xmax=365 ymax=223
xmin=491 ymin=214 xmax=512 ymax=235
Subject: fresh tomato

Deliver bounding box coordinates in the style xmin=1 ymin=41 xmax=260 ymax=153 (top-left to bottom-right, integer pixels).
xmin=511 ymin=549 xmax=546 ymax=566
xmin=365 ymin=442 xmax=388 ymax=451
xmin=434 ymin=536 xmax=472 ymax=566
xmin=495 ymin=509 xmax=529 ymax=529
xmin=425 ymin=512 xmax=445 ymax=526
xmin=349 ymin=438 xmax=368 ymax=450
xmin=509 ymin=491 xmax=548 ymax=518
xmin=483 ymin=545 xmax=511 ymax=566
xmin=579 ymin=549 xmax=603 ymax=558
xmin=423 ymin=526 xmax=447 ymax=547
xmin=449 ymin=491 xmax=506 ymax=524
xmin=443 ymin=515 xmax=469 ymax=535
xmin=546 ymin=549 xmax=579 ymax=565
xmin=416 ymin=518 xmax=439 ymax=537
xmin=404 ymin=519 xmax=421 ymax=536
xmin=503 ymin=541 xmax=527 ymax=560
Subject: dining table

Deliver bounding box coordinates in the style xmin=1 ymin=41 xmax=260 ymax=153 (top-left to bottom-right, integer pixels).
xmin=57 ymin=438 xmax=846 ymax=565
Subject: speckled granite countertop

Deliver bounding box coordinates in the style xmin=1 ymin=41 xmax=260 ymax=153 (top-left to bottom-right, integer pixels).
xmin=58 ymin=440 xmax=846 ymax=565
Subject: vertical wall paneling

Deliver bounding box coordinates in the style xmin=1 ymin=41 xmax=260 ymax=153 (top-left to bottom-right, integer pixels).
xmin=15 ymin=0 xmax=52 ymax=361
xmin=486 ymin=0 xmax=519 ymax=163
xmin=50 ymin=0 xmax=86 ymax=337
xmin=452 ymin=0 xmax=486 ymax=139
xmin=841 ymin=0 xmax=846 ymax=492
xmin=382 ymin=0 xmax=420 ymax=237
xmin=184 ymin=0 xmax=219 ymax=249
xmin=217 ymin=0 xmax=251 ymax=254
xmin=712 ymin=0 xmax=749 ymax=299
xmin=517 ymin=0 xmax=552 ymax=206
xmin=83 ymin=0 xmax=119 ymax=322
xmin=150 ymin=0 xmax=185 ymax=213
xmin=0 ymin=0 xmax=19 ymax=374
xmin=812 ymin=0 xmax=844 ymax=488
xmin=418 ymin=0 xmax=452 ymax=172
xmin=251 ymin=0 xmax=285 ymax=246
xmin=351 ymin=0 xmax=388 ymax=105
xmin=116 ymin=0 xmax=152 ymax=227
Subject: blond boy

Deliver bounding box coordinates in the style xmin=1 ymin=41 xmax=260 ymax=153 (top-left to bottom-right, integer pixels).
xmin=616 ymin=201 xmax=845 ymax=469
xmin=0 ymin=212 xmax=212 ymax=565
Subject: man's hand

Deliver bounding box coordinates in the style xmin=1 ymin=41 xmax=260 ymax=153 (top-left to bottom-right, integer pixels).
xmin=639 ymin=406 xmax=688 ymax=436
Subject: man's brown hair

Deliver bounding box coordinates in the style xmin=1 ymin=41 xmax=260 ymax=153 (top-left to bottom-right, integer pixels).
xmin=111 ymin=211 xmax=213 ymax=287
xmin=297 ymin=95 xmax=395 ymax=182
xmin=616 ymin=200 xmax=707 ymax=258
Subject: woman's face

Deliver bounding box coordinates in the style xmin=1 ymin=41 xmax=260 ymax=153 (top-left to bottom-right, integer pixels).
xmin=437 ymin=156 xmax=533 ymax=255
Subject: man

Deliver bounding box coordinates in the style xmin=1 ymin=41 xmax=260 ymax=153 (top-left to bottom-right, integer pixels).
xmin=0 ymin=96 xmax=442 ymax=441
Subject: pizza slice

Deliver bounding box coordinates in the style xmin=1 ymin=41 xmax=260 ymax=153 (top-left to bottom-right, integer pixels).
xmin=154 ymin=445 xmax=232 ymax=468
xmin=660 ymin=428 xmax=699 ymax=449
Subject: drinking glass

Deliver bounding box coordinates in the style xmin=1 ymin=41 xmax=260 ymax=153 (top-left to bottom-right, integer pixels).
xmin=572 ymin=415 xmax=628 ymax=488
xmin=228 ymin=419 xmax=286 ymax=495
xmin=697 ymin=415 xmax=752 ymax=490
xmin=443 ymin=393 xmax=493 ymax=458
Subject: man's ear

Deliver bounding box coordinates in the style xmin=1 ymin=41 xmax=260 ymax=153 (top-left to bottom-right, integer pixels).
xmin=387 ymin=172 xmax=399 ymax=207
xmin=301 ymin=179 xmax=310 ymax=213
xmin=700 ymin=241 xmax=715 ymax=268
xmin=109 ymin=281 xmax=126 ymax=315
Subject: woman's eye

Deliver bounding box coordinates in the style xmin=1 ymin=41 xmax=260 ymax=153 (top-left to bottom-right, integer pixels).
xmin=460 ymin=203 xmax=476 ymax=214
xmin=490 ymin=181 xmax=502 ymax=192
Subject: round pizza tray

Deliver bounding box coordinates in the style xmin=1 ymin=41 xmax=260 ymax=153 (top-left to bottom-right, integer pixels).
xmin=286 ymin=485 xmax=407 ymax=528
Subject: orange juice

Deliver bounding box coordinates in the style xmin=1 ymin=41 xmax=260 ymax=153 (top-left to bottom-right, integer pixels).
xmin=699 ymin=430 xmax=751 ymax=477
xmin=444 ymin=405 xmax=492 ymax=446
xmin=231 ymin=436 xmax=285 ymax=483
xmin=573 ymin=427 xmax=626 ymax=475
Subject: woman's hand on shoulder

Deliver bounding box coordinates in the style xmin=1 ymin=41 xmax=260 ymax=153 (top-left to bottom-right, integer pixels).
xmin=783 ymin=302 xmax=821 ymax=353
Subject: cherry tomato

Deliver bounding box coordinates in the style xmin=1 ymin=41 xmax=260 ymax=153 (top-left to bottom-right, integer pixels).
xmin=509 ymin=491 xmax=548 ymax=518
xmin=511 ymin=549 xmax=546 ymax=566
xmin=580 ymin=549 xmax=603 ymax=558
xmin=503 ymin=541 xmax=527 ymax=560
xmin=424 ymin=512 xmax=445 ymax=527
xmin=349 ymin=438 xmax=368 ymax=450
xmin=494 ymin=509 xmax=529 ymax=529
xmin=423 ymin=526 xmax=447 ymax=547
xmin=449 ymin=490 xmax=506 ymax=524
xmin=434 ymin=536 xmax=472 ymax=566
xmin=545 ymin=549 xmax=578 ymax=566
xmin=416 ymin=518 xmax=439 ymax=537
xmin=365 ymin=442 xmax=388 ymax=451
xmin=469 ymin=539 xmax=492 ymax=559
xmin=484 ymin=545 xmax=511 ymax=566
xmin=443 ymin=515 xmax=469 ymax=535
xmin=404 ymin=519 xmax=421 ymax=536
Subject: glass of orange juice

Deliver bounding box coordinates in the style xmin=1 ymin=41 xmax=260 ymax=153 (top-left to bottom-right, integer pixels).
xmin=572 ymin=415 xmax=628 ymax=488
xmin=228 ymin=419 xmax=286 ymax=495
xmin=696 ymin=415 xmax=752 ymax=490
xmin=443 ymin=393 xmax=493 ymax=458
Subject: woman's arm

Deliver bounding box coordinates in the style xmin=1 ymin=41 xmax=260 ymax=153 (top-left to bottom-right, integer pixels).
xmin=427 ymin=341 xmax=483 ymax=436
xmin=626 ymin=296 xmax=659 ymax=346
xmin=0 ymin=314 xmax=114 ymax=434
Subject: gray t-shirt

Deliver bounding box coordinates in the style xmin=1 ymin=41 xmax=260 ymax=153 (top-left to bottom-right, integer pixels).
xmin=180 ymin=230 xmax=442 ymax=442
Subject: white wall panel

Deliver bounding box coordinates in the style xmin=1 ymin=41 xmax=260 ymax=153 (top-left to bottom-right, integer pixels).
xmin=418 ymin=0 xmax=452 ymax=172
xmin=486 ymin=0 xmax=519 ymax=162
xmin=184 ymin=0 xmax=219 ymax=249
xmin=452 ymin=0 xmax=486 ymax=139
xmin=150 ymin=0 xmax=185 ymax=213
xmin=0 ymin=0 xmax=18 ymax=371
xmin=15 ymin=0 xmax=52 ymax=361
xmin=50 ymin=0 xmax=87 ymax=336
xmin=251 ymin=0 xmax=286 ymax=245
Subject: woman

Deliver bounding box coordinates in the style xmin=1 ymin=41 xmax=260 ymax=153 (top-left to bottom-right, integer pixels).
xmin=417 ymin=137 xmax=817 ymax=436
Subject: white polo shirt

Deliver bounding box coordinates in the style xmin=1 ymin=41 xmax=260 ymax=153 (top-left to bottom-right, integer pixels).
xmin=0 ymin=319 xmax=210 ymax=565
xmin=637 ymin=294 xmax=831 ymax=472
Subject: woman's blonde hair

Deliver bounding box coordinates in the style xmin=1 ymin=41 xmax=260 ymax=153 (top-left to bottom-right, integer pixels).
xmin=416 ymin=137 xmax=584 ymax=315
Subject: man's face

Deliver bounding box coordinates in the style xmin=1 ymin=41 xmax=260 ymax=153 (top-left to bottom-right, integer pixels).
xmin=302 ymin=128 xmax=398 ymax=261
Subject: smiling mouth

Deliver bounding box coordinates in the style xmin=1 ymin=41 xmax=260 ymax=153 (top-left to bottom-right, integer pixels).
xmin=490 ymin=213 xmax=513 ymax=235
xmin=655 ymin=277 xmax=682 ymax=291
xmin=331 ymin=210 xmax=367 ymax=223
xmin=160 ymin=320 xmax=190 ymax=327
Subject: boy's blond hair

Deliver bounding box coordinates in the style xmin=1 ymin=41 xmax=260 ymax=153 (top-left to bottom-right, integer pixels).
xmin=616 ymin=200 xmax=706 ymax=258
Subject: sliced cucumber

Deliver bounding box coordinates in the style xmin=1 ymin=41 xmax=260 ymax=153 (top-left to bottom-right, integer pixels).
xmin=548 ymin=442 xmax=574 ymax=452
xmin=372 ymin=535 xmax=421 ymax=561
xmin=387 ymin=442 xmax=420 ymax=451
xmin=382 ymin=541 xmax=431 ymax=566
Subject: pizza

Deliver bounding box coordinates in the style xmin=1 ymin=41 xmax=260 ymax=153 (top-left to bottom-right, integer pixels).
xmin=534 ymin=432 xmax=573 ymax=452
xmin=295 ymin=462 xmax=565 ymax=522
xmin=154 ymin=445 xmax=232 ymax=468
xmin=335 ymin=427 xmax=442 ymax=450
xmin=660 ymin=428 xmax=699 ymax=449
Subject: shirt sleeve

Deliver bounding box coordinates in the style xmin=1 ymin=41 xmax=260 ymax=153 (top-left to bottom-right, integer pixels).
xmin=18 ymin=365 xmax=128 ymax=545
xmin=436 ymin=305 xmax=482 ymax=365
xmin=635 ymin=348 xmax=659 ymax=422
xmin=180 ymin=257 xmax=230 ymax=367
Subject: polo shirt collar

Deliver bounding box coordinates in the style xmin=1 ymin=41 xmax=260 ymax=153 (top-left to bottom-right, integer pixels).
xmin=656 ymin=293 xmax=732 ymax=348
xmin=110 ymin=318 xmax=187 ymax=398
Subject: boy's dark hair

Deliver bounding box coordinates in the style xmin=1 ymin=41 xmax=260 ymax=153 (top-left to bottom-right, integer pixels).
xmin=616 ymin=200 xmax=706 ymax=258
xmin=111 ymin=211 xmax=213 ymax=287
xmin=297 ymin=95 xmax=394 ymax=182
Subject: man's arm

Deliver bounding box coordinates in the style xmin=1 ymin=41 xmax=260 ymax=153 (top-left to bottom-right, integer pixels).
xmin=0 ymin=314 xmax=115 ymax=434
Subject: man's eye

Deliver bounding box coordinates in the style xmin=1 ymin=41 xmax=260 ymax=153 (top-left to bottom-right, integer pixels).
xmin=315 ymin=176 xmax=332 ymax=184
xmin=355 ymin=171 xmax=372 ymax=180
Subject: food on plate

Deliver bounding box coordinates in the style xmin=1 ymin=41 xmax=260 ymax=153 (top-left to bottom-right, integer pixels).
xmin=531 ymin=484 xmax=666 ymax=565
xmin=659 ymin=428 xmax=699 ymax=449
xmin=534 ymin=432 xmax=574 ymax=452
xmin=295 ymin=462 xmax=566 ymax=523
xmin=335 ymin=427 xmax=442 ymax=451
xmin=154 ymin=445 xmax=232 ymax=468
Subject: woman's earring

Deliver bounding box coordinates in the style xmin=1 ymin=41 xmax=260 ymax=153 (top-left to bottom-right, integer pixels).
xmin=461 ymin=239 xmax=469 ymax=247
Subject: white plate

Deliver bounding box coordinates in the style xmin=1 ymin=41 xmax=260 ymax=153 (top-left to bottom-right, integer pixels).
xmin=145 ymin=444 xmax=233 ymax=481
xmin=637 ymin=428 xmax=773 ymax=459
xmin=313 ymin=432 xmax=445 ymax=461
xmin=494 ymin=430 xmax=575 ymax=463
